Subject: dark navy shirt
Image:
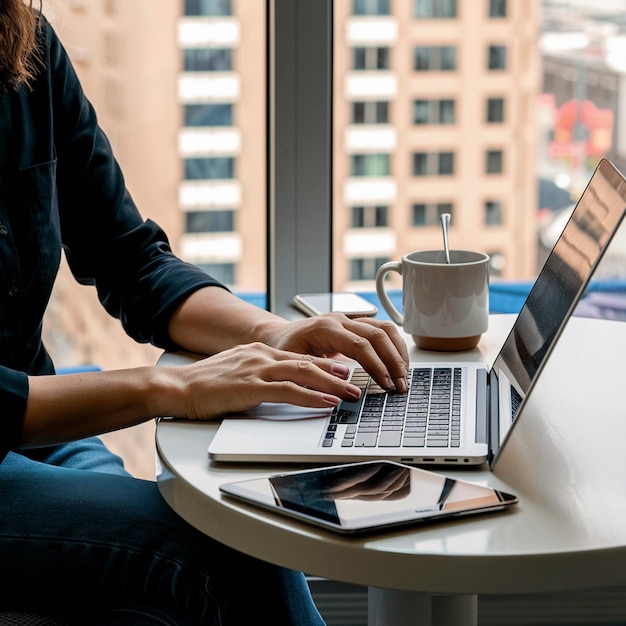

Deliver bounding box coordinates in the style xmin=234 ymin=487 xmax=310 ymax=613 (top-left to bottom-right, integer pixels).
xmin=0 ymin=15 xmax=223 ymax=460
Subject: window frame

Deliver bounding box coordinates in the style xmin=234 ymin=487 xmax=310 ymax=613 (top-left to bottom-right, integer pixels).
xmin=268 ymin=0 xmax=333 ymax=315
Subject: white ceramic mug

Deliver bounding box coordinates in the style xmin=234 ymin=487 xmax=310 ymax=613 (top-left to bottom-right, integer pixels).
xmin=376 ymin=250 xmax=490 ymax=351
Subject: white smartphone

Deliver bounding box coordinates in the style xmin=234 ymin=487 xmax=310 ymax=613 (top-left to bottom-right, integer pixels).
xmin=292 ymin=292 xmax=378 ymax=318
xmin=220 ymin=460 xmax=518 ymax=535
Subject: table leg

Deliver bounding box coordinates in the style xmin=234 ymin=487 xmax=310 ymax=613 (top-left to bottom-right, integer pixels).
xmin=368 ymin=588 xmax=478 ymax=626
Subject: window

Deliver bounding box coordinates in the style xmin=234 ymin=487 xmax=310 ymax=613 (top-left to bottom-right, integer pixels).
xmin=196 ymin=262 xmax=235 ymax=285
xmin=353 ymin=0 xmax=390 ymax=15
xmin=351 ymin=205 xmax=389 ymax=228
xmin=488 ymin=45 xmax=507 ymax=70
xmin=415 ymin=0 xmax=457 ymax=18
xmin=489 ymin=0 xmax=507 ymax=18
xmin=352 ymin=101 xmax=389 ymax=124
xmin=413 ymin=46 xmax=456 ymax=71
xmin=486 ymin=97 xmax=504 ymax=123
xmin=353 ymin=47 xmax=390 ymax=70
xmin=351 ymin=154 xmax=391 ymax=176
xmin=412 ymin=152 xmax=455 ymax=176
xmin=412 ymin=203 xmax=453 ymax=227
xmin=184 ymin=157 xmax=235 ymax=180
xmin=485 ymin=200 xmax=502 ymax=225
xmin=185 ymin=210 xmax=234 ymax=233
xmin=184 ymin=0 xmax=231 ymax=16
xmin=486 ymin=149 xmax=503 ymax=174
xmin=184 ymin=104 xmax=233 ymax=127
xmin=184 ymin=48 xmax=233 ymax=72
xmin=413 ymin=99 xmax=455 ymax=124
xmin=350 ymin=257 xmax=389 ymax=281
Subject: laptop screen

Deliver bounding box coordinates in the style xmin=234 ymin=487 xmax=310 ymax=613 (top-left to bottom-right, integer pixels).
xmin=492 ymin=159 xmax=626 ymax=446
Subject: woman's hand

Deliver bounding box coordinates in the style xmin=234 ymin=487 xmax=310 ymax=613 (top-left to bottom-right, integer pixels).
xmin=162 ymin=342 xmax=364 ymax=421
xmin=260 ymin=313 xmax=410 ymax=393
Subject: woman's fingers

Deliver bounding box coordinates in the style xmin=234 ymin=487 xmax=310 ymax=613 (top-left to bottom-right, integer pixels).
xmin=176 ymin=343 xmax=362 ymax=420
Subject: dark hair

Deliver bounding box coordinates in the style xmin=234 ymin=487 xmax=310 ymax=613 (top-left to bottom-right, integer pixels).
xmin=0 ymin=0 xmax=42 ymax=90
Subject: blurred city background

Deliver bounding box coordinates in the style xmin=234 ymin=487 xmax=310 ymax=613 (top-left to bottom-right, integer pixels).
xmin=42 ymin=0 xmax=626 ymax=480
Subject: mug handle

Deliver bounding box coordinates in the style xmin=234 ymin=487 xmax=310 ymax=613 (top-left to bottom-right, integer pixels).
xmin=375 ymin=261 xmax=403 ymax=325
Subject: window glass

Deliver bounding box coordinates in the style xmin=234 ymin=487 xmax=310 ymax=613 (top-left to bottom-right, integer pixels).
xmin=414 ymin=46 xmax=456 ymax=71
xmin=184 ymin=0 xmax=232 ymax=16
xmin=184 ymin=157 xmax=235 ymax=180
xmin=415 ymin=0 xmax=457 ymax=19
xmin=353 ymin=47 xmax=390 ymax=70
xmin=186 ymin=210 xmax=234 ymax=233
xmin=486 ymin=150 xmax=503 ymax=174
xmin=353 ymin=0 xmax=390 ymax=16
xmin=488 ymin=45 xmax=507 ymax=70
xmin=352 ymin=101 xmax=389 ymax=123
xmin=184 ymin=103 xmax=233 ymax=127
xmin=486 ymin=97 xmax=504 ymax=123
xmin=351 ymin=205 xmax=389 ymax=228
xmin=489 ymin=0 xmax=507 ymax=18
xmin=485 ymin=200 xmax=503 ymax=225
xmin=183 ymin=48 xmax=233 ymax=72
xmin=351 ymin=154 xmax=390 ymax=176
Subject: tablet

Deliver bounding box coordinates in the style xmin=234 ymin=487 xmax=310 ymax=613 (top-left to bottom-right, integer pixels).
xmin=219 ymin=460 xmax=517 ymax=535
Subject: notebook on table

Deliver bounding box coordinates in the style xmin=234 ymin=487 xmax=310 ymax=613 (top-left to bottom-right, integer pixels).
xmin=208 ymin=158 xmax=626 ymax=469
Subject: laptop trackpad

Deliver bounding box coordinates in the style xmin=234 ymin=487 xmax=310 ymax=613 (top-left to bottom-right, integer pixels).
xmin=242 ymin=402 xmax=333 ymax=420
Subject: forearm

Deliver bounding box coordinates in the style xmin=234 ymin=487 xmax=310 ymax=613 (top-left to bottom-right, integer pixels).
xmin=167 ymin=286 xmax=288 ymax=355
xmin=21 ymin=367 xmax=182 ymax=448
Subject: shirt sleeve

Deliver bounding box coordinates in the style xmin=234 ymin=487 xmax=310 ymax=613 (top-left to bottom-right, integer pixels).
xmin=42 ymin=18 xmax=226 ymax=350
xmin=0 ymin=366 xmax=28 ymax=463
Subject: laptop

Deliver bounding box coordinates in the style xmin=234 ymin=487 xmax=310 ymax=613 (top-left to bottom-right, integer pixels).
xmin=208 ymin=158 xmax=626 ymax=468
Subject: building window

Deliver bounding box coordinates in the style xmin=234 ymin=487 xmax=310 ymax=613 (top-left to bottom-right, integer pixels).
xmin=351 ymin=154 xmax=390 ymax=177
xmin=486 ymin=97 xmax=504 ymax=123
xmin=351 ymin=205 xmax=389 ymax=228
xmin=184 ymin=157 xmax=235 ymax=180
xmin=352 ymin=0 xmax=390 ymax=15
xmin=352 ymin=101 xmax=389 ymax=124
xmin=489 ymin=0 xmax=507 ymax=18
xmin=196 ymin=262 xmax=235 ymax=285
xmin=485 ymin=200 xmax=502 ymax=225
xmin=415 ymin=0 xmax=457 ymax=18
xmin=184 ymin=0 xmax=231 ymax=16
xmin=412 ymin=202 xmax=453 ymax=227
xmin=487 ymin=45 xmax=507 ymax=70
xmin=413 ymin=46 xmax=456 ymax=71
xmin=185 ymin=210 xmax=234 ymax=233
xmin=350 ymin=257 xmax=389 ymax=281
xmin=353 ymin=47 xmax=390 ymax=70
xmin=412 ymin=152 xmax=455 ymax=176
xmin=413 ymin=99 xmax=455 ymax=124
xmin=184 ymin=48 xmax=233 ymax=72
xmin=486 ymin=150 xmax=503 ymax=174
xmin=184 ymin=104 xmax=233 ymax=127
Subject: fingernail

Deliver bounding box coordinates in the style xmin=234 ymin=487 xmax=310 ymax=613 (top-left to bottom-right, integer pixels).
xmin=346 ymin=384 xmax=361 ymax=400
xmin=322 ymin=394 xmax=341 ymax=406
xmin=395 ymin=377 xmax=408 ymax=394
xmin=385 ymin=376 xmax=396 ymax=391
xmin=332 ymin=364 xmax=350 ymax=379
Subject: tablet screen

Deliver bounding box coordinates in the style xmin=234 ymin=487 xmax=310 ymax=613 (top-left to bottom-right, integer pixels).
xmin=220 ymin=461 xmax=517 ymax=534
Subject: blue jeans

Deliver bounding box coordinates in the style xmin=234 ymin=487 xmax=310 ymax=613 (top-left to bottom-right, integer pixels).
xmin=0 ymin=437 xmax=326 ymax=625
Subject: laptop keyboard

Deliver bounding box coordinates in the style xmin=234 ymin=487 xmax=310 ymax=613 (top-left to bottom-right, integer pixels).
xmin=322 ymin=366 xmax=463 ymax=449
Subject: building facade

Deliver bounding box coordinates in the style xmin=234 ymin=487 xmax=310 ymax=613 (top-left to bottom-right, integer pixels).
xmin=44 ymin=0 xmax=540 ymax=370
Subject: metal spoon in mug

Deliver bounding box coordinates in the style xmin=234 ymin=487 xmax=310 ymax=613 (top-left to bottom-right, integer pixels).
xmin=440 ymin=212 xmax=451 ymax=264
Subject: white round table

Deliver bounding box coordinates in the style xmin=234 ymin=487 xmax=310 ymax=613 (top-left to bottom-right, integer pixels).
xmin=155 ymin=315 xmax=626 ymax=626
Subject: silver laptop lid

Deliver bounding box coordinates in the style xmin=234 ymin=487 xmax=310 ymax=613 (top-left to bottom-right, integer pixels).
xmin=490 ymin=158 xmax=626 ymax=464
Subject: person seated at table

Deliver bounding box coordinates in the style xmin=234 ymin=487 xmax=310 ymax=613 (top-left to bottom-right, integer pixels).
xmin=0 ymin=2 xmax=409 ymax=624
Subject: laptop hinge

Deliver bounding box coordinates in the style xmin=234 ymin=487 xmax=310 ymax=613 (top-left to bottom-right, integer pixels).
xmin=475 ymin=368 xmax=488 ymax=444
xmin=487 ymin=368 xmax=500 ymax=462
